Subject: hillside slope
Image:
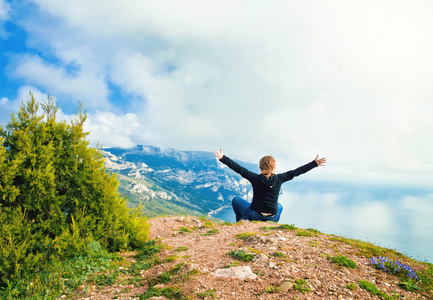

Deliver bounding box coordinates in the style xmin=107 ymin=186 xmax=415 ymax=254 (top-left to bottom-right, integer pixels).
xmin=73 ymin=216 xmax=432 ymax=300
xmin=103 ymin=145 xmax=255 ymax=217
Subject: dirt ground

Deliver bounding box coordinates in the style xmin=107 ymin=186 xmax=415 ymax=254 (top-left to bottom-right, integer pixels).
xmin=74 ymin=216 xmax=428 ymax=300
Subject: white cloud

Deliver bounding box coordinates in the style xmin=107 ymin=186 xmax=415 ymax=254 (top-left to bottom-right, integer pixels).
xmin=84 ymin=111 xmax=140 ymax=149
xmin=0 ymin=0 xmax=10 ymax=38
xmin=4 ymin=0 xmax=433 ymax=187
xmin=0 ymin=0 xmax=9 ymax=21
xmin=8 ymin=54 xmax=110 ymax=108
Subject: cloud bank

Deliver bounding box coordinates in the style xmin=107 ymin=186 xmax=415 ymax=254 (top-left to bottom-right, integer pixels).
xmin=1 ymin=1 xmax=433 ymax=187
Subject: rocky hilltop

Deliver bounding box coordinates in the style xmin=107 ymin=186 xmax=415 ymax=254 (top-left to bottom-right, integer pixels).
xmin=75 ymin=216 xmax=432 ymax=300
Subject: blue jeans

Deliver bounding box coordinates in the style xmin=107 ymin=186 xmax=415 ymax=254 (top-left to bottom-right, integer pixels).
xmin=232 ymin=196 xmax=283 ymax=222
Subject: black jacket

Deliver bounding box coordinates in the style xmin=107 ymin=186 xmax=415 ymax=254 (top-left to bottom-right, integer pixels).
xmin=219 ymin=155 xmax=318 ymax=215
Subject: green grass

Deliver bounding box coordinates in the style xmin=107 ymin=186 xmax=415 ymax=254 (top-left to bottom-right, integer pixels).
xmin=0 ymin=245 xmax=125 ymax=299
xmin=273 ymin=251 xmax=286 ymax=258
xmin=139 ymin=286 xmax=182 ymax=300
xmin=307 ymin=228 xmax=321 ymax=235
xmin=197 ymin=288 xmax=216 ymax=298
xmin=265 ymin=285 xmax=280 ymax=293
xmin=329 ymin=255 xmax=357 ymax=268
xmin=235 ymin=232 xmax=256 ymax=240
xmin=164 ymin=255 xmax=178 ymax=263
xmin=204 ymin=220 xmax=214 ymax=228
xmin=296 ymin=230 xmax=314 ymax=237
xmin=201 ymin=228 xmax=219 ymax=236
xmin=330 ymin=236 xmax=402 ymax=259
xmin=293 ymin=279 xmax=311 ymax=294
xmin=418 ymin=263 xmax=433 ymax=292
xmin=346 ymin=283 xmax=357 ymax=290
xmin=175 ymin=246 xmax=189 ymax=252
xmin=279 ymin=224 xmax=297 ymax=230
xmin=261 ymin=224 xmax=297 ymax=231
xmin=359 ymin=280 xmax=393 ymax=300
xmin=228 ymin=250 xmax=255 ymax=262
xmin=261 ymin=226 xmax=278 ymax=231
xmin=178 ymin=226 xmax=192 ymax=233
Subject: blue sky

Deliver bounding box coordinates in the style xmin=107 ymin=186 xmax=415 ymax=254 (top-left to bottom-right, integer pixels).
xmin=1 ymin=0 xmax=433 ymax=188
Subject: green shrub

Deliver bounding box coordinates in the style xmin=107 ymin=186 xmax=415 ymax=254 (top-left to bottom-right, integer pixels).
xmin=293 ymin=279 xmax=311 ymax=294
xmin=279 ymin=224 xmax=297 ymax=230
xmin=359 ymin=280 xmax=393 ymax=300
xmin=307 ymin=228 xmax=321 ymax=235
xmin=229 ymin=250 xmax=255 ymax=262
xmin=329 ymin=255 xmax=357 ymax=268
xmin=346 ymin=283 xmax=357 ymax=290
xmin=296 ymin=230 xmax=314 ymax=237
xmin=0 ymin=93 xmax=149 ymax=289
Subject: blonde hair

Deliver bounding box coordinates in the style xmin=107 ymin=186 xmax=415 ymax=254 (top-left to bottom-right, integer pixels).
xmin=259 ymin=155 xmax=276 ymax=178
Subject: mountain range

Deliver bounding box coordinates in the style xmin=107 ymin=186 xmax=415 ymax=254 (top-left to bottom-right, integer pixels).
xmin=102 ymin=145 xmax=257 ymax=218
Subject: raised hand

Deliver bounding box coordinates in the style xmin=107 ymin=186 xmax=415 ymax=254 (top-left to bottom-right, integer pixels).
xmin=315 ymin=155 xmax=326 ymax=166
xmin=214 ymin=149 xmax=224 ymax=160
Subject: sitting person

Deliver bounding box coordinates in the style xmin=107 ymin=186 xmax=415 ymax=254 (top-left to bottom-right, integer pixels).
xmin=214 ymin=149 xmax=326 ymax=222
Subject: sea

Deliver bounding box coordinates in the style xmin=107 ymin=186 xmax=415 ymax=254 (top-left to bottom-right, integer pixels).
xmin=213 ymin=182 xmax=433 ymax=263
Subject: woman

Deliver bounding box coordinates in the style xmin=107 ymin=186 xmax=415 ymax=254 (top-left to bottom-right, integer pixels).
xmin=214 ymin=149 xmax=326 ymax=222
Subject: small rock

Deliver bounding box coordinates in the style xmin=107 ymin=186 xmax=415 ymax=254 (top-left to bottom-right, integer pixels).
xmin=212 ymin=266 xmax=257 ymax=280
xmin=252 ymin=253 xmax=268 ymax=262
xmin=191 ymin=218 xmax=202 ymax=227
xmin=268 ymin=262 xmax=278 ymax=269
xmin=279 ymin=281 xmax=291 ymax=292
xmin=180 ymin=263 xmax=198 ymax=274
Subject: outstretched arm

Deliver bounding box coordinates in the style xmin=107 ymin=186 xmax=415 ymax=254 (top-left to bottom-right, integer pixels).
xmin=214 ymin=149 xmax=256 ymax=181
xmin=315 ymin=155 xmax=326 ymax=166
xmin=214 ymin=149 xmax=224 ymax=160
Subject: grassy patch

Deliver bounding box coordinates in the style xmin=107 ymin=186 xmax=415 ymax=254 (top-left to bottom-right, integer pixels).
xmin=228 ymin=250 xmax=255 ymax=262
xmin=236 ymin=232 xmax=256 ymax=241
xmin=293 ymin=279 xmax=311 ymax=294
xmin=330 ymin=236 xmax=403 ymax=259
xmin=178 ymin=227 xmax=192 ymax=233
xmin=307 ymin=228 xmax=321 ymax=235
xmin=204 ymin=220 xmax=214 ymax=228
xmin=329 ymin=255 xmax=357 ymax=268
xmin=347 ymin=283 xmax=357 ymax=290
xmin=226 ymin=261 xmax=242 ymax=268
xmin=273 ymin=251 xmax=286 ymax=258
xmin=0 ymin=242 xmax=122 ymax=299
xmin=279 ymin=224 xmax=297 ymax=230
xmin=197 ymin=288 xmax=217 ymax=298
xmin=307 ymin=241 xmax=320 ymax=247
xmin=261 ymin=226 xmax=278 ymax=231
xmin=138 ymin=286 xmax=182 ymax=300
xmin=175 ymin=246 xmax=189 ymax=252
xmin=296 ymin=230 xmax=314 ymax=237
xmin=418 ymin=262 xmax=433 ymax=292
xmin=358 ymin=280 xmax=393 ymax=300
xmin=201 ymin=228 xmax=219 ymax=236
xmin=265 ymin=285 xmax=280 ymax=293
xmin=164 ymin=255 xmax=178 ymax=263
